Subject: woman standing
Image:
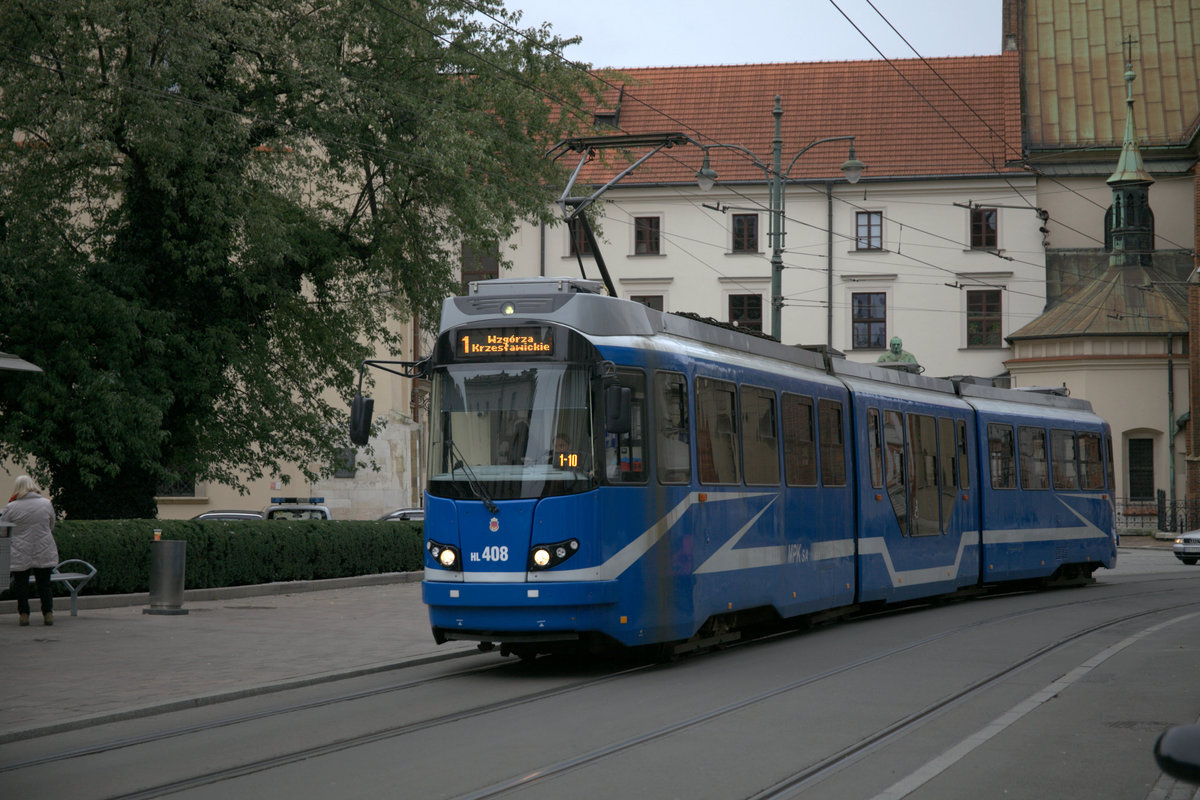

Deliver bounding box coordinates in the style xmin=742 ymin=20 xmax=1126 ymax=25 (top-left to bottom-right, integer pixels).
xmin=3 ymin=475 xmax=58 ymax=626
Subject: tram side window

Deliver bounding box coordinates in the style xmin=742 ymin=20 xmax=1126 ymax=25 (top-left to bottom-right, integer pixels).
xmin=696 ymin=377 xmax=740 ymax=484
xmin=1050 ymin=429 xmax=1079 ymax=490
xmin=654 ymin=371 xmax=691 ymax=485
xmin=884 ymin=410 xmax=908 ymax=535
xmin=782 ymin=393 xmax=817 ymax=486
xmin=742 ymin=386 xmax=780 ymax=486
xmin=1019 ymin=426 xmax=1049 ymax=490
xmin=957 ymin=419 xmax=970 ymax=489
xmin=988 ymin=423 xmax=1016 ymax=489
xmin=907 ymin=413 xmax=940 ymax=536
xmin=867 ymin=408 xmax=884 ymax=489
xmin=605 ymin=369 xmax=647 ymax=484
xmin=1105 ymin=434 xmax=1116 ymax=493
xmin=818 ymin=399 xmax=847 ymax=487
xmin=1078 ymin=432 xmax=1105 ymax=490
xmin=938 ymin=417 xmax=957 ymax=533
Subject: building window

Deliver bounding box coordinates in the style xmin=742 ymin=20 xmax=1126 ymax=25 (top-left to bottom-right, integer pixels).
xmin=633 ymin=216 xmax=660 ymax=255
xmin=630 ymin=294 xmax=663 ymax=311
xmin=851 ymin=292 xmax=887 ymax=349
xmin=460 ymin=243 xmax=499 ymax=293
xmin=1128 ymin=437 xmax=1153 ymax=500
xmin=966 ymin=289 xmax=1002 ymax=347
xmin=970 ymin=207 xmax=998 ymax=249
xmin=856 ymin=211 xmax=882 ymax=250
xmin=334 ymin=447 xmax=357 ymax=479
xmin=568 ymin=217 xmax=593 ymax=257
xmin=156 ymin=474 xmax=197 ymax=498
xmin=729 ymin=294 xmax=763 ymax=331
xmin=732 ymin=213 xmax=758 ymax=253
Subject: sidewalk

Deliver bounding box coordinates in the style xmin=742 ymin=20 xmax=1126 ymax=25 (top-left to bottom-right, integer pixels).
xmin=0 ymin=573 xmax=478 ymax=744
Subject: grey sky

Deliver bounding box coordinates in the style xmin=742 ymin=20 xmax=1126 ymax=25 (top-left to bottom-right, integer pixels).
xmin=503 ymin=0 xmax=1004 ymax=68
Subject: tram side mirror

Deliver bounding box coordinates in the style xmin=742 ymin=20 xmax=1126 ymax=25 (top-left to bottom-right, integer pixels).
xmin=605 ymin=385 xmax=631 ymax=434
xmin=349 ymin=393 xmax=374 ymax=446
xmin=1156 ymin=724 xmax=1200 ymax=784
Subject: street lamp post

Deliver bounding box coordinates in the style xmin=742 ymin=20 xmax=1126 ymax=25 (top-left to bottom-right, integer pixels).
xmin=696 ymin=95 xmax=864 ymax=341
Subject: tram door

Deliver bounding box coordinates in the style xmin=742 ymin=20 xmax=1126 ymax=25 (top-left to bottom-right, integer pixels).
xmin=860 ymin=405 xmax=978 ymax=603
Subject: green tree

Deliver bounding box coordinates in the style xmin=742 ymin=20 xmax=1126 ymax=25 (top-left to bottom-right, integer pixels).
xmin=0 ymin=0 xmax=599 ymax=518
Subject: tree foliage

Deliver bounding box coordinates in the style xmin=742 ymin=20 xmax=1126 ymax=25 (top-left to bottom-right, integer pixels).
xmin=0 ymin=0 xmax=600 ymax=517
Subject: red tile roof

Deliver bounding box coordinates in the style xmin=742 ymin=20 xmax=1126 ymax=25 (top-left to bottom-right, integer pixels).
xmin=568 ymin=53 xmax=1026 ymax=186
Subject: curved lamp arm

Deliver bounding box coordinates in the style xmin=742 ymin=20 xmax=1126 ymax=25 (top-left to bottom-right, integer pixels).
xmin=694 ymin=142 xmax=771 ymax=191
xmin=695 ymin=136 xmax=865 ymax=191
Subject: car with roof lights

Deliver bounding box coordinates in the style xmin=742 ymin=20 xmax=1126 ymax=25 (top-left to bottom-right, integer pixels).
xmin=263 ymin=497 xmax=332 ymax=520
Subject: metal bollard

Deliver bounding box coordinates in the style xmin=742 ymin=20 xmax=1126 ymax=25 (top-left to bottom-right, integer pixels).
xmin=144 ymin=536 xmax=189 ymax=615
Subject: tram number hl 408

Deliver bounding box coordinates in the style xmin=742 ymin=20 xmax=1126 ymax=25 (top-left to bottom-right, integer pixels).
xmin=472 ymin=546 xmax=510 ymax=563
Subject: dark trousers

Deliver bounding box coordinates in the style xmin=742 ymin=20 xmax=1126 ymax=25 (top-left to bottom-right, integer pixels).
xmin=11 ymin=568 xmax=53 ymax=615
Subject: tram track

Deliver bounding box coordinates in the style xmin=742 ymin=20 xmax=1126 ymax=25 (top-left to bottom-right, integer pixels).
xmin=7 ymin=576 xmax=1193 ymax=799
xmin=452 ymin=595 xmax=1200 ymax=799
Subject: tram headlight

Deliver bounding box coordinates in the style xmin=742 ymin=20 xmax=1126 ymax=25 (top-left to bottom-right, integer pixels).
xmin=528 ymin=538 xmax=579 ymax=571
xmin=427 ymin=539 xmax=461 ymax=571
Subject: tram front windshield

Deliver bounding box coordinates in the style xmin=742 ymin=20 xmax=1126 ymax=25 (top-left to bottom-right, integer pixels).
xmin=428 ymin=363 xmax=596 ymax=501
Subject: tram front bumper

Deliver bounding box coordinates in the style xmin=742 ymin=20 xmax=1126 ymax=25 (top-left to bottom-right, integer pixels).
xmin=423 ymin=579 xmax=620 ymax=641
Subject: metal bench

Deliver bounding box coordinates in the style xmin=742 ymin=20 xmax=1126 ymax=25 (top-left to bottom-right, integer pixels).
xmin=41 ymin=560 xmax=98 ymax=616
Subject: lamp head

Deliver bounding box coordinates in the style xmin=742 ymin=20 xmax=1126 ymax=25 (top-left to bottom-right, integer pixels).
xmin=840 ymin=141 xmax=865 ymax=185
xmin=695 ymin=151 xmax=718 ymax=192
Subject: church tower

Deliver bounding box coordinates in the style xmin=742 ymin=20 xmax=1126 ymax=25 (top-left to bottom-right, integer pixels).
xmin=1105 ymin=41 xmax=1155 ymax=268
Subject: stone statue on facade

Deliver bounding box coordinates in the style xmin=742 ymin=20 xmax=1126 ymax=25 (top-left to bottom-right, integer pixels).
xmin=877 ymin=336 xmax=917 ymax=364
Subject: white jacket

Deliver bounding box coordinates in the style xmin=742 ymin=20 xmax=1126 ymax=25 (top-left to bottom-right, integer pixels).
xmin=2 ymin=493 xmax=59 ymax=571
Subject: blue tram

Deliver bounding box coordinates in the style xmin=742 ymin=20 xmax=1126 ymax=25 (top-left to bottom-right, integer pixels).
xmin=415 ymin=277 xmax=1116 ymax=657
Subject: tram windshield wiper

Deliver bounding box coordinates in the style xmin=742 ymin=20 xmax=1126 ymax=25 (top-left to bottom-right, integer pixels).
xmin=447 ymin=439 xmax=499 ymax=514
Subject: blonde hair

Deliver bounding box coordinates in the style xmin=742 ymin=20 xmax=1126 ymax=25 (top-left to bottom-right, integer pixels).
xmin=12 ymin=475 xmax=37 ymax=500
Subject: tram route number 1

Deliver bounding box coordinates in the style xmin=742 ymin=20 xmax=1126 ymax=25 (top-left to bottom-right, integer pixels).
xmin=471 ymin=546 xmax=510 ymax=562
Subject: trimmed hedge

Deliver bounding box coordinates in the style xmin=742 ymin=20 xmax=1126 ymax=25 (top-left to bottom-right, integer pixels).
xmin=2 ymin=519 xmax=424 ymax=597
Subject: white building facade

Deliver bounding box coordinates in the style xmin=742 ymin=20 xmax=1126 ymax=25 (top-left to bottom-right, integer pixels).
xmin=504 ymin=173 xmax=1044 ymax=381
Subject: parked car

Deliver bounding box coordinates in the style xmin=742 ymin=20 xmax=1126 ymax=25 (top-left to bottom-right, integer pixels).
xmin=1173 ymin=530 xmax=1200 ymax=565
xmin=379 ymin=507 xmax=424 ymax=522
xmin=264 ymin=497 xmax=332 ymax=520
xmin=191 ymin=510 xmax=264 ymax=521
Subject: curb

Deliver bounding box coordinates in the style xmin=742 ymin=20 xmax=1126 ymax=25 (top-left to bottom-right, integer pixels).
xmin=0 ymin=571 xmax=423 ymax=615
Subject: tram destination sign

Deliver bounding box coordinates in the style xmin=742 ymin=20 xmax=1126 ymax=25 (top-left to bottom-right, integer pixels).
xmin=455 ymin=327 xmax=554 ymax=358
